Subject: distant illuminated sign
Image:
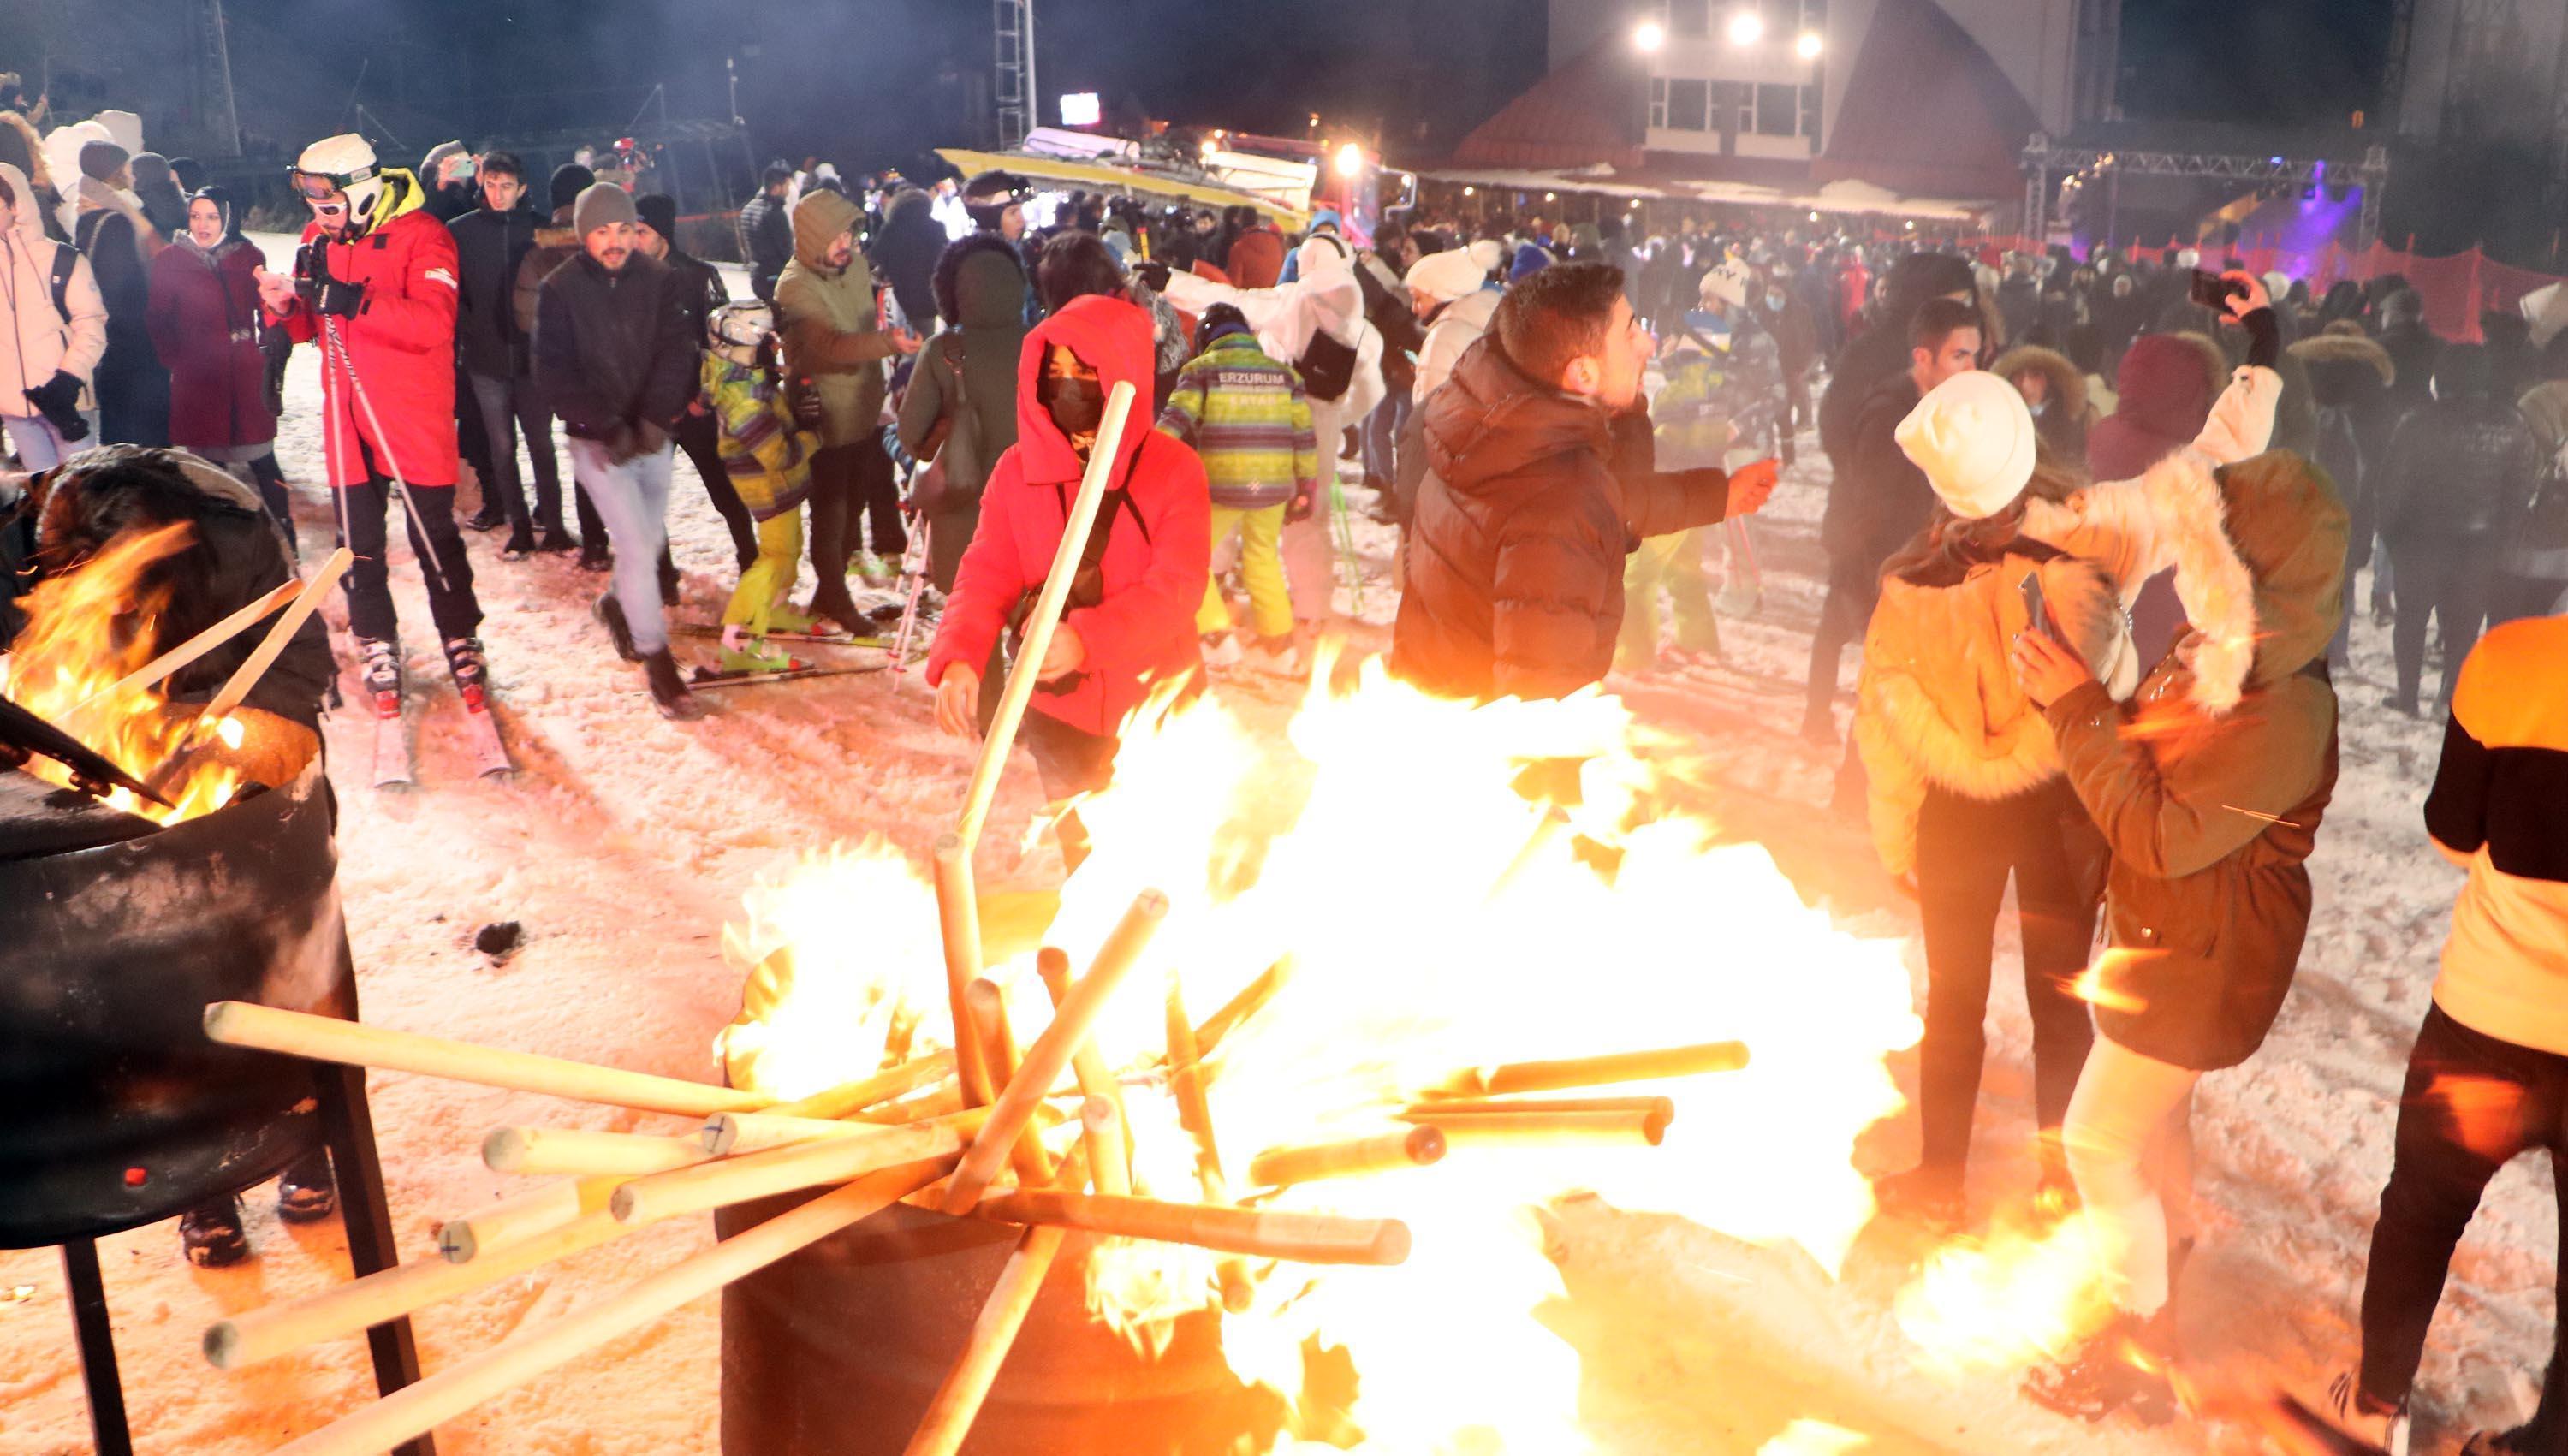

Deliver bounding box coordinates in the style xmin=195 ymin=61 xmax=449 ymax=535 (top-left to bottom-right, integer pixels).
xmin=1059 ymin=92 xmax=1102 ymax=127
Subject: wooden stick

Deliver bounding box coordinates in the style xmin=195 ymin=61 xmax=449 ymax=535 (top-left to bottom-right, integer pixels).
xmin=1193 ymin=956 xmax=1289 ymax=1060
xmin=963 ymin=978 xmax=1055 ymax=1188
xmin=849 ymin=1085 xmax=967 ymax=1126
xmin=901 ymin=1223 xmax=1066 ymax=1456
xmin=1080 ymin=1096 xmax=1130 ymax=1197
xmin=702 ymin=1110 xmax=889 ymax=1157
xmin=1396 ymin=1095 xmax=1678 ymax=1122
xmin=1403 ymin=1108 xmax=1669 ymax=1148
xmin=611 ymin=1109 xmax=989 ymax=1226
xmin=203 ymin=1001 xmax=768 ymax=1118
xmin=931 ymin=835 xmax=996 ymax=1107
xmin=968 ymin=1190 xmax=1412 ymax=1267
xmin=206 ymin=1209 xmax=628 ymax=1370
xmin=481 ymin=1126 xmax=707 ymax=1178
xmin=772 ymin=1049 xmax=955 ymax=1120
xmin=946 ymin=889 xmax=1166 ymax=1215
xmin=1423 ymin=1041 xmax=1751 ymax=1099
xmin=1164 ymin=976 xmax=1254 ymax=1311
xmin=74 ymin=576 xmax=300 ymax=716
xmin=437 ymin=1176 xmax=621 ymax=1263
xmin=1036 ymin=947 xmax=1135 ymax=1185
xmin=954 ymin=379 xmax=1138 ymax=857
xmin=1246 ymin=1126 xmax=1447 ymax=1189
xmin=266 ymin=1160 xmax=952 ymax=1456
xmin=192 ymin=546 xmax=354 ymax=729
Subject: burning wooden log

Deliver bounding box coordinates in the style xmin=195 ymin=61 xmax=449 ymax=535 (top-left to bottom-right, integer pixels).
xmin=72 ymin=574 xmax=300 ymax=717
xmin=610 ymin=1108 xmax=991 ymax=1226
xmin=1193 ymin=956 xmax=1288 ymax=1060
xmin=480 ymin=1126 xmax=707 ymax=1177
xmin=901 ymin=1223 xmax=1067 ymax=1456
xmin=1400 ymin=1095 xmax=1679 ymax=1121
xmin=1402 ymin=1107 xmax=1670 ymax=1148
xmin=1037 ymin=945 xmax=1135 ymax=1187
xmin=1246 ymin=1126 xmax=1447 ymax=1188
xmin=205 ymin=1208 xmax=627 ymax=1370
xmin=963 ymin=978 xmax=1055 ymax=1187
xmin=701 ymin=1110 xmax=885 ymax=1157
xmin=203 ymin=1001 xmax=769 ymax=1118
xmin=946 ymin=888 xmax=1166 ymax=1215
xmin=1164 ymin=975 xmax=1256 ymax=1311
xmin=968 ymin=1190 xmax=1412 ymax=1267
xmin=1080 ymin=1096 xmax=1131 ymax=1197
xmin=1423 ymin=1039 xmax=1751 ymax=1099
xmin=931 ymin=835 xmax=996 ymax=1107
xmin=264 ymin=1160 xmax=954 ymax=1456
xmin=437 ymin=1175 xmax=621 ymax=1263
xmin=772 ymin=1049 xmax=955 ymax=1120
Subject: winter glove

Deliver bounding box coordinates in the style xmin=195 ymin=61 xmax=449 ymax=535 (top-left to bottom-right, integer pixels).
xmin=22 ymin=371 xmax=90 ymax=442
xmin=313 ymin=276 xmax=366 ymax=317
xmin=297 ymin=241 xmax=365 ymax=318
xmin=2238 ymin=306 xmax=2280 ymax=370
xmin=1286 ymin=487 xmax=1316 ymax=524
xmin=786 ymin=374 xmax=822 ymax=430
xmin=1133 ymin=260 xmax=1172 ymax=293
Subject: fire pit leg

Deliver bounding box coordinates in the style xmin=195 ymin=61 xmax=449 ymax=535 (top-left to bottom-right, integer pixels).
xmin=315 ymin=1058 xmax=436 ymax=1456
xmin=62 ymin=1237 xmax=133 ymax=1456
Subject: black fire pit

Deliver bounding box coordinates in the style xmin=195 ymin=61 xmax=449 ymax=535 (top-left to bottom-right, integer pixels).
xmin=0 ymin=750 xmax=431 ymax=1456
xmin=719 ymin=1193 xmax=1280 ymax=1455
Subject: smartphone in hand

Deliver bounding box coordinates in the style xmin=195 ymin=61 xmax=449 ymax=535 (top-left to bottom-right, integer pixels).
xmin=2018 ymin=568 xmax=2060 ymax=643
xmin=2188 ymin=269 xmax=2246 ymax=311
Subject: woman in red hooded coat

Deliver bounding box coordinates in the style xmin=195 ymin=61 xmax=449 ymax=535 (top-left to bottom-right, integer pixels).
xmin=147 ymin=188 xmax=285 ymax=531
xmin=929 ymin=293 xmax=1210 ymax=857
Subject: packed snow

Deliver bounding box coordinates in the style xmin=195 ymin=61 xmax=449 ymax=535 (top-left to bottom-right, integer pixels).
xmin=0 ymin=237 xmax=2539 ymax=1455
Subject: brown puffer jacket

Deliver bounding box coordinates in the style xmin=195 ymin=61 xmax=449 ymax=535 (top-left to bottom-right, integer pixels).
xmin=1856 ymin=537 xmax=2128 ymax=877
xmin=1388 ymin=333 xmax=1730 ymax=702
xmin=2042 ymin=449 xmax=2347 ymax=1071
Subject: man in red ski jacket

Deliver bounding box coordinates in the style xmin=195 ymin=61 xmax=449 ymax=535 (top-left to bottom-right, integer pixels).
xmin=256 ymin=133 xmax=488 ymax=710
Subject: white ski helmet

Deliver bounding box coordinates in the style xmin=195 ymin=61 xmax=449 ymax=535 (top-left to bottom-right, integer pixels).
xmin=292 ymin=134 xmax=386 ymax=228
xmin=710 ymin=300 xmax=774 ymax=350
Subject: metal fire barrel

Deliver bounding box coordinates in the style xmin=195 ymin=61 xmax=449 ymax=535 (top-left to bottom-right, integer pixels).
xmin=718 ymin=1193 xmax=1278 ymax=1455
xmin=0 ymin=757 xmax=355 ymax=1247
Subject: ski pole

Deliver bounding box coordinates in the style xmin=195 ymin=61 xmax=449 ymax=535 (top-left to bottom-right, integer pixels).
xmin=323 ymin=317 xmax=452 ymax=592
xmin=889 ymin=513 xmax=931 ymax=692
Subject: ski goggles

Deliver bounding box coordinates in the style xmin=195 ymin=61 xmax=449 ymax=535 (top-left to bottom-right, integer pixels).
xmin=290 ymin=170 xmax=360 ymax=212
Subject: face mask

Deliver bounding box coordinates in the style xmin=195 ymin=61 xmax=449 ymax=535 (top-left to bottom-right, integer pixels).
xmin=2029 ymin=400 xmax=2049 ymax=418
xmin=1765 ymin=294 xmax=1786 ymax=312
xmin=1044 ymin=377 xmax=1105 ymax=437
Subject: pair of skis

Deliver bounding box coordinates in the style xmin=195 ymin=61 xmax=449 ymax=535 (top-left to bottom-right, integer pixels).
xmin=370 ymin=676 xmax=514 ymax=788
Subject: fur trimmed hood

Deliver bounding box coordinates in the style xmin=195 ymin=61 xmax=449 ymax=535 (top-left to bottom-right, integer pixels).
xmin=1991 ymin=344 xmax=2089 ymax=421
xmin=2288 ymin=330 xmax=2395 ymax=389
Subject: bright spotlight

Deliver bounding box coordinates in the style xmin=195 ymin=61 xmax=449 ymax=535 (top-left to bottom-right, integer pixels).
xmin=1795 ymin=30 xmax=1822 ymax=59
xmin=1634 ymin=19 xmax=1667 ymax=52
xmin=1727 ymin=9 xmax=1765 ymax=45
xmin=1335 ymin=142 xmax=1364 ymax=178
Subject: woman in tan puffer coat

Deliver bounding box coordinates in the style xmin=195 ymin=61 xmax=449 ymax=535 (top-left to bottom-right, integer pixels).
xmin=1856 ymin=370 xmax=2128 ymax=1227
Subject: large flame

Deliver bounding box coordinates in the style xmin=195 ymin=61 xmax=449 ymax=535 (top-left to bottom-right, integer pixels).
xmin=721 ymin=652 xmax=1924 ymax=1451
xmin=1 ymin=521 xmax=255 ymax=823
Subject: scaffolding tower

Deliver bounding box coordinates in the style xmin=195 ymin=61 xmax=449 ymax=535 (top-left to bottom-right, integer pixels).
xmin=193 ymin=0 xmax=243 ymax=157
xmin=993 ymin=0 xmax=1036 ymax=151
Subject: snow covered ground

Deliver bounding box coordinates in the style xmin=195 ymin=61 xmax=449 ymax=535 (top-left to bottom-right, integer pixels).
xmin=0 ymin=240 xmax=2541 ymax=1454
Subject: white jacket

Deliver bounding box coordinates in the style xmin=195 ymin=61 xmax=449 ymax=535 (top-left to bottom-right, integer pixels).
xmin=0 ymin=161 xmax=108 ymax=419
xmin=1412 ymin=287 xmax=1500 ymax=407
xmin=1162 ymin=264 xmax=1387 ymax=423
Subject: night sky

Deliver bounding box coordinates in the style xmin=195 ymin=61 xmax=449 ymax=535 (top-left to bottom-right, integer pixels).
xmin=2116 ymin=0 xmax=2399 ymax=128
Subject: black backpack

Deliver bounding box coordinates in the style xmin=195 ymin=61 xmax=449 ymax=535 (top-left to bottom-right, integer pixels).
xmin=1296 ymin=329 xmax=1358 ymax=403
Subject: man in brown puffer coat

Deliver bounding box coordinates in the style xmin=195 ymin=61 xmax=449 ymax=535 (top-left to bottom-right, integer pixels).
xmin=1388 ymin=263 xmax=1774 ymax=703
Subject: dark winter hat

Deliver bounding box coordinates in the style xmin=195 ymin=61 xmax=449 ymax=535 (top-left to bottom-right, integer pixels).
xmin=79 ymin=140 xmax=130 ymax=182
xmin=1508 ymin=242 xmax=1552 ymax=282
xmin=633 ymin=193 xmax=678 ymax=241
xmin=188 ymin=185 xmax=238 ymax=238
xmin=549 ymin=162 xmax=596 ymax=212
xmin=1198 ymin=303 xmax=1253 ymax=346
xmin=963 ymin=168 xmax=1031 ymax=229
xmin=572 ymin=181 xmax=637 ymax=237
xmin=168 ymin=156 xmax=205 ymax=192
xmin=130 ymin=152 xmax=172 ymax=187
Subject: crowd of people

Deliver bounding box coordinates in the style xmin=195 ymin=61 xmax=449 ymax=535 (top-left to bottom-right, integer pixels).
xmin=4 ymin=93 xmax=2566 ymax=1452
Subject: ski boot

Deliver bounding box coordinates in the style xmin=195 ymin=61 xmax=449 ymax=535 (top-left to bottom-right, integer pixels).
xmin=719 ymin=625 xmax=807 ymax=676
xmin=356 ymin=637 xmax=402 ymax=717
xmin=443 ymin=637 xmax=493 ymax=712
xmin=643 ymin=649 xmax=700 ymax=719
xmin=596 ymin=595 xmax=640 ymax=663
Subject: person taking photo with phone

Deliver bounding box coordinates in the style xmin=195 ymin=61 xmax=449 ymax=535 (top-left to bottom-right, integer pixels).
xmin=1853 ymin=369 xmax=2129 ymax=1231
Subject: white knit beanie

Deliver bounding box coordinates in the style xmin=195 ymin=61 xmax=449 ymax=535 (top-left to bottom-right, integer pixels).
xmin=1406 ymin=247 xmax=1489 ymax=303
xmin=1895 ymin=371 xmax=2038 ymax=520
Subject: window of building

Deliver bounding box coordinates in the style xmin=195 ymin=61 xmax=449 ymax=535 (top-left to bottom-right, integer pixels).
xmin=1754 ymin=82 xmax=1798 ymax=135
xmin=1734 ymin=83 xmax=1757 ymax=134
xmin=1650 ymin=77 xmax=1669 ymax=130
xmin=1668 ymin=0 xmax=1709 ymax=37
xmin=1799 ymin=83 xmax=1822 ymax=136
xmin=1667 ymin=77 xmax=1711 ymax=132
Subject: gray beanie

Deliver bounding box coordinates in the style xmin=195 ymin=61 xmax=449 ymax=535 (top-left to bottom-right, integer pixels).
xmin=572 ymin=181 xmax=637 ymax=238
xmin=79 ymin=140 xmax=129 ymax=182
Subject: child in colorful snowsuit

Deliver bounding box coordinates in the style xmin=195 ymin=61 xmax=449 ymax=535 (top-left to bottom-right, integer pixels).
xmin=1156 ymin=304 xmax=1317 ymax=669
xmin=701 ymin=300 xmax=818 ymax=672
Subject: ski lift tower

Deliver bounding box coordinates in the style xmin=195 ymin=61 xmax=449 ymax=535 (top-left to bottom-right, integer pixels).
xmin=193 ymin=0 xmax=244 ymax=157
xmin=994 ymin=0 xmax=1037 ymax=151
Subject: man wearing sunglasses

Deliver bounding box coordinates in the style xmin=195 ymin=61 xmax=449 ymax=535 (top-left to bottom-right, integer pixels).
xmin=255 ymin=132 xmax=490 ymax=722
